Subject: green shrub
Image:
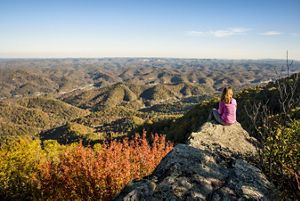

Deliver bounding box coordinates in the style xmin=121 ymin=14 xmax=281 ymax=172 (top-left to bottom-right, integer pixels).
xmin=0 ymin=137 xmax=45 ymax=200
xmin=263 ymin=119 xmax=300 ymax=197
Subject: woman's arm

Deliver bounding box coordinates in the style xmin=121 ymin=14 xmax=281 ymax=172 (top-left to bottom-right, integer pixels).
xmin=232 ymin=98 xmax=237 ymax=108
xmin=218 ymin=102 xmax=224 ymax=115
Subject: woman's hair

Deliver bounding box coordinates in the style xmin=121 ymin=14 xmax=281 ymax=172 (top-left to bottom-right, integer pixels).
xmin=221 ymin=87 xmax=233 ymax=104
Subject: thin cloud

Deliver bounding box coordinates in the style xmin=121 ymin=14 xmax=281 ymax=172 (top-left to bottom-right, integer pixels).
xmin=260 ymin=31 xmax=281 ymax=36
xmin=186 ymin=27 xmax=250 ymax=38
xmin=186 ymin=31 xmax=207 ymax=37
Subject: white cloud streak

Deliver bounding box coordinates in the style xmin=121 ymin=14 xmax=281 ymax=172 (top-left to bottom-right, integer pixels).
xmin=260 ymin=31 xmax=281 ymax=36
xmin=187 ymin=27 xmax=250 ymax=38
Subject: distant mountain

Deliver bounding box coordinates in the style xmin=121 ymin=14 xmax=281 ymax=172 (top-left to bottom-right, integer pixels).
xmin=60 ymin=82 xmax=211 ymax=110
xmin=40 ymin=122 xmax=98 ymax=144
xmin=1 ymin=58 xmax=298 ymax=99
xmin=60 ymin=83 xmax=143 ymax=110
xmin=1 ymin=58 xmax=299 ymax=145
xmin=0 ymin=97 xmax=89 ymax=139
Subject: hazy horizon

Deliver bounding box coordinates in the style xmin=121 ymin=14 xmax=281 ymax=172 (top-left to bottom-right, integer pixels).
xmin=1 ymin=0 xmax=299 ymax=60
xmin=1 ymin=56 xmax=299 ymax=62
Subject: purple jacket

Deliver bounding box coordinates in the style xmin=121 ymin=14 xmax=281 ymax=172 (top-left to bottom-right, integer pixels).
xmin=218 ymin=98 xmax=237 ymax=124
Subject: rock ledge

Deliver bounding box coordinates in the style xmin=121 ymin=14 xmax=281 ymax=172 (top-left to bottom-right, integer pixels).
xmin=115 ymin=122 xmax=274 ymax=201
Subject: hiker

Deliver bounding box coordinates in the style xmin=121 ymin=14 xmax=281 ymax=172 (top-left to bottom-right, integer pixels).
xmin=208 ymin=86 xmax=237 ymax=125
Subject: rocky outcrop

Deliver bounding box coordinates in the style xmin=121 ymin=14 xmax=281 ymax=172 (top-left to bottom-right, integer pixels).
xmin=188 ymin=122 xmax=258 ymax=156
xmin=115 ymin=122 xmax=275 ymax=201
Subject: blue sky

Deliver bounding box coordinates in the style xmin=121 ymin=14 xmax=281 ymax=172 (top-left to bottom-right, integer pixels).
xmin=0 ymin=0 xmax=299 ymax=59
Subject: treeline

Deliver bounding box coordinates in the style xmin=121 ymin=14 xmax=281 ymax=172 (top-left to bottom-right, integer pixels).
xmin=0 ymin=132 xmax=173 ymax=200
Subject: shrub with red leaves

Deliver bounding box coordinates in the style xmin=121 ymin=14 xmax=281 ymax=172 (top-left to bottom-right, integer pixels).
xmin=38 ymin=131 xmax=173 ymax=200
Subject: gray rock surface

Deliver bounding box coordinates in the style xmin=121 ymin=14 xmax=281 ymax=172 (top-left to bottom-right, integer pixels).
xmin=115 ymin=122 xmax=275 ymax=201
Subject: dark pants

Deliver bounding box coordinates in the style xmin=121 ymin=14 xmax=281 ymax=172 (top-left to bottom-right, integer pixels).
xmin=208 ymin=108 xmax=225 ymax=125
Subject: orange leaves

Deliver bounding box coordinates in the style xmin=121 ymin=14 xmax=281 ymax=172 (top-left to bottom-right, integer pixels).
xmin=38 ymin=131 xmax=173 ymax=200
xmin=0 ymin=131 xmax=173 ymax=200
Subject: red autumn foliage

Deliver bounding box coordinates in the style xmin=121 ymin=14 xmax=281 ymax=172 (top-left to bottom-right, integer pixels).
xmin=38 ymin=131 xmax=173 ymax=200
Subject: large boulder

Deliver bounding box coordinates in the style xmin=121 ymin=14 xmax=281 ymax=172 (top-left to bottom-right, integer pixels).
xmin=188 ymin=122 xmax=258 ymax=156
xmin=115 ymin=122 xmax=275 ymax=201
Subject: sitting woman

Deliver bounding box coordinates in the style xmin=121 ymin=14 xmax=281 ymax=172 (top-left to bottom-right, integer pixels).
xmin=208 ymin=86 xmax=237 ymax=125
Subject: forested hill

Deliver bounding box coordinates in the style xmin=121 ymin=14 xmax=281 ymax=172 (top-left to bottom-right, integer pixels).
xmin=0 ymin=97 xmax=89 ymax=140
xmin=1 ymin=58 xmax=299 ymax=99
